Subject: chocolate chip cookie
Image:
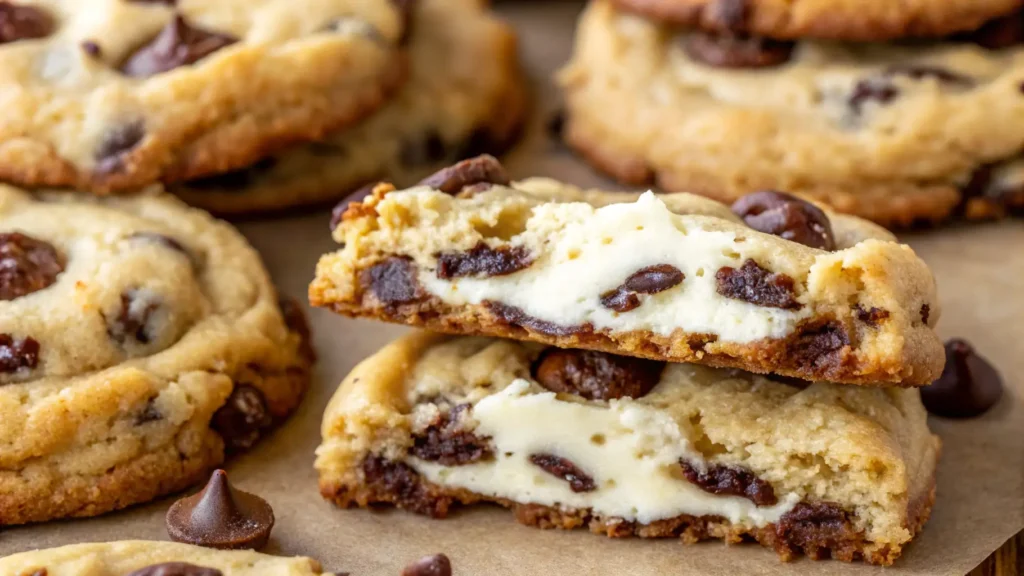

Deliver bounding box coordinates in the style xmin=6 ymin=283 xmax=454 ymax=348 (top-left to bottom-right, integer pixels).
xmin=0 ymin=0 xmax=409 ymax=193
xmin=610 ymin=0 xmax=1023 ymax=40
xmin=171 ymin=0 xmax=523 ymax=215
xmin=0 ymin=184 xmax=313 ymax=525
xmin=559 ymin=1 xmax=1024 ymax=226
xmin=309 ymin=159 xmax=943 ymax=386
xmin=316 ymin=332 xmax=940 ymax=565
xmin=0 ymin=541 xmax=333 ymax=575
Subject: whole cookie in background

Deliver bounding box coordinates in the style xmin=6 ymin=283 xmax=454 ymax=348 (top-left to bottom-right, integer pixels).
xmin=0 ymin=185 xmax=313 ymax=526
xmin=0 ymin=0 xmax=411 ymax=193
xmin=0 ymin=541 xmax=334 ymax=575
xmin=559 ymin=1 xmax=1024 ymax=226
xmin=172 ymin=0 xmax=525 ymax=216
xmin=609 ymin=0 xmax=1023 ymax=41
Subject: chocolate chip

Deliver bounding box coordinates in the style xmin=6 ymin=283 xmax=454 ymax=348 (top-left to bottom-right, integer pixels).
xmin=920 ymin=304 xmax=931 ymax=325
xmin=0 ymin=3 xmax=53 ymax=44
xmin=921 ymin=339 xmax=1003 ymax=418
xmin=731 ymin=191 xmax=836 ymax=250
xmin=411 ymin=405 xmax=493 ymax=465
xmin=81 ymin=40 xmax=102 ymax=57
xmin=484 ymin=301 xmax=591 ymax=337
xmin=776 ymin=502 xmax=857 ymax=559
xmin=854 ymin=305 xmax=889 ymax=327
xmin=849 ymin=65 xmax=973 ymax=115
xmin=166 ymin=469 xmax=274 ymax=550
xmin=401 ymin=130 xmax=447 ymax=167
xmin=679 ymin=460 xmax=777 ymax=506
xmin=532 ymin=347 xmax=664 ymax=401
xmin=529 ymin=453 xmax=595 ymax=492
xmin=788 ymin=321 xmax=850 ymax=373
xmin=960 ymin=11 xmax=1024 ymax=49
xmin=329 ymin=182 xmax=378 ymax=231
xmin=135 ymin=397 xmax=163 ymax=424
xmin=210 ymin=384 xmax=273 ymax=452
xmin=683 ymin=32 xmax=794 ymax=69
xmin=600 ymin=264 xmax=684 ymax=312
xmin=128 ymin=231 xmax=189 ymax=256
xmin=95 ymin=121 xmax=145 ymax=174
xmin=0 ymin=333 xmax=39 ymax=373
xmin=183 ymin=158 xmax=277 ymax=191
xmin=361 ymin=257 xmax=423 ymax=306
xmin=0 ymin=232 xmax=64 ymax=301
xmin=108 ymin=289 xmax=159 ymax=345
xmin=847 ymin=78 xmax=900 ymax=114
xmin=418 ymin=154 xmax=510 ymax=195
xmin=716 ymin=259 xmax=801 ymax=309
xmin=402 ymin=554 xmax=452 ymax=576
xmin=121 ymin=15 xmax=237 ymax=77
xmin=436 ymin=243 xmax=533 ymax=279
xmin=706 ymin=0 xmax=748 ymax=30
xmin=125 ymin=564 xmax=222 ymax=576
xmin=361 ymin=455 xmax=453 ymax=517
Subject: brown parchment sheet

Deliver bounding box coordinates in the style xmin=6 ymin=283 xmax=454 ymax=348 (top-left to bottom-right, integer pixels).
xmin=2 ymin=2 xmax=1023 ymax=574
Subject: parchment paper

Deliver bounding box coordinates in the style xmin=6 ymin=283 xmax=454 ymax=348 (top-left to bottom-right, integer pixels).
xmin=2 ymin=3 xmax=1022 ymax=574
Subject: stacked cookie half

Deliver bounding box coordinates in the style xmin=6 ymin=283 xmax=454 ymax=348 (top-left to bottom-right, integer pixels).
xmin=311 ymin=155 xmax=945 ymax=565
xmin=558 ymin=0 xmax=1024 ymax=226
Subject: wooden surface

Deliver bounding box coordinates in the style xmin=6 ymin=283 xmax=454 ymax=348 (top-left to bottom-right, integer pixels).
xmin=971 ymin=531 xmax=1022 ymax=576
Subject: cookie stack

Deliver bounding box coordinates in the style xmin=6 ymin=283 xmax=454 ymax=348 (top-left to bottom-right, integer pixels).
xmin=558 ymin=0 xmax=1024 ymax=226
xmin=311 ymin=155 xmax=945 ymax=565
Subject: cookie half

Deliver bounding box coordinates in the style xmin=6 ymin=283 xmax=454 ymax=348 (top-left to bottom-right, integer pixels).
xmin=0 ymin=186 xmax=313 ymax=525
xmin=310 ymin=159 xmax=943 ymax=387
xmin=316 ymin=332 xmax=940 ymax=565
xmin=0 ymin=541 xmax=333 ymax=575
xmin=609 ymin=0 xmax=1023 ymax=41
xmin=171 ymin=0 xmax=524 ymax=215
xmin=560 ymin=1 xmax=1024 ymax=226
xmin=0 ymin=0 xmax=410 ymax=193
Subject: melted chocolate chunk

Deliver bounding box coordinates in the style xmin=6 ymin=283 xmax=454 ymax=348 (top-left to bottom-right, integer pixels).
xmin=166 ymin=469 xmax=274 ymax=550
xmin=0 ymin=2 xmax=53 ymax=44
xmin=731 ymin=191 xmax=836 ymax=250
xmin=920 ymin=304 xmax=931 ymax=325
xmin=361 ymin=257 xmax=423 ymax=306
xmin=401 ymin=130 xmax=447 ymax=167
xmin=683 ymin=32 xmax=794 ymax=69
xmin=600 ymin=264 xmax=685 ymax=312
xmin=411 ymin=405 xmax=493 ymax=465
xmin=0 ymin=232 xmax=64 ymax=300
xmin=418 ymin=154 xmax=510 ymax=195
xmin=529 ymin=453 xmax=596 ymax=493
xmin=95 ymin=121 xmax=145 ymax=174
xmin=108 ymin=289 xmax=159 ymax=345
xmin=847 ymin=78 xmax=901 ymax=114
xmin=679 ymin=460 xmax=777 ymax=506
xmin=921 ymin=339 xmax=1003 ymax=418
xmin=961 ymin=11 xmax=1024 ymax=50
xmin=532 ymin=348 xmax=664 ymax=401
xmin=436 ymin=243 xmax=533 ymax=279
xmin=121 ymin=15 xmax=237 ymax=77
xmin=854 ymin=305 xmax=889 ymax=327
xmin=329 ymin=182 xmax=378 ymax=231
xmin=0 ymin=333 xmax=39 ymax=373
xmin=706 ymin=0 xmax=748 ymax=30
xmin=361 ymin=455 xmax=453 ymax=517
xmin=715 ymin=259 xmax=801 ymax=309
xmin=125 ymin=564 xmax=222 ymax=576
xmin=788 ymin=321 xmax=850 ymax=373
xmin=484 ymin=301 xmax=590 ymax=337
xmin=775 ymin=502 xmax=857 ymax=558
xmin=402 ymin=554 xmax=452 ymax=576
xmin=210 ymin=384 xmax=273 ymax=452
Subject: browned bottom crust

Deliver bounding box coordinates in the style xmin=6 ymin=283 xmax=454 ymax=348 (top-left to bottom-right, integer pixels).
xmin=320 ymin=456 xmax=936 ymax=566
xmin=564 ymin=113 xmax=1023 ymax=228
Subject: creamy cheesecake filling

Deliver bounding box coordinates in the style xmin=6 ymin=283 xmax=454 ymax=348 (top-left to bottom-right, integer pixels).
xmin=419 ymin=193 xmax=812 ymax=344
xmin=409 ymin=380 xmax=799 ymax=526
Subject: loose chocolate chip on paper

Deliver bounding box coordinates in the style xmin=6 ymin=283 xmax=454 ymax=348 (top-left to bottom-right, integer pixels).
xmin=121 ymin=15 xmax=237 ymax=77
xmin=166 ymin=469 xmax=274 ymax=550
xmin=210 ymin=384 xmax=273 ymax=452
xmin=0 ymin=333 xmax=39 ymax=373
xmin=854 ymin=305 xmax=889 ymax=327
xmin=679 ymin=460 xmax=777 ymax=506
xmin=921 ymin=339 xmax=1003 ymax=418
xmin=716 ymin=259 xmax=802 ymax=309
xmin=436 ymin=243 xmax=533 ymax=279
xmin=95 ymin=121 xmax=145 ymax=174
xmin=0 ymin=3 xmax=53 ymax=44
xmin=0 ymin=232 xmax=65 ymax=301
xmin=683 ymin=31 xmax=794 ymax=69
xmin=125 ymin=564 xmax=222 ymax=576
xmin=530 ymin=453 xmax=596 ymax=492
xmin=418 ymin=154 xmax=510 ymax=195
xmin=361 ymin=257 xmax=424 ymax=306
xmin=532 ymin=347 xmax=664 ymax=401
xmin=402 ymin=554 xmax=452 ymax=576
xmin=600 ymin=264 xmax=684 ymax=312
xmin=731 ymin=190 xmax=835 ymax=250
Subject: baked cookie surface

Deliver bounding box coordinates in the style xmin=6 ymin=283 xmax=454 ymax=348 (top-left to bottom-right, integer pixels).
xmin=310 ymin=158 xmax=943 ymax=386
xmin=0 ymin=541 xmax=333 ymax=575
xmin=0 ymin=0 xmax=409 ymax=193
xmin=609 ymin=0 xmax=1023 ymax=41
xmin=316 ymin=332 xmax=940 ymax=565
xmin=172 ymin=0 xmax=524 ymax=215
xmin=0 ymin=185 xmax=313 ymax=525
xmin=560 ymin=1 xmax=1024 ymax=226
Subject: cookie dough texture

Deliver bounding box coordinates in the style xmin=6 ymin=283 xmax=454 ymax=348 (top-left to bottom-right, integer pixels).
xmin=0 ymin=0 xmax=409 ymax=193
xmin=310 ymin=176 xmax=943 ymax=386
xmin=0 ymin=541 xmax=333 ymax=575
xmin=609 ymin=0 xmax=1024 ymax=41
xmin=559 ymin=1 xmax=1024 ymax=226
xmin=316 ymin=332 xmax=940 ymax=565
xmin=173 ymin=0 xmax=525 ymax=215
xmin=0 ymin=185 xmax=312 ymax=525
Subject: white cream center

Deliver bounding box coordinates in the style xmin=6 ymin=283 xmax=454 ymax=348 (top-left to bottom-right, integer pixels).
xmin=410 ymin=380 xmax=798 ymax=526
xmin=420 ymin=193 xmax=810 ymax=344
